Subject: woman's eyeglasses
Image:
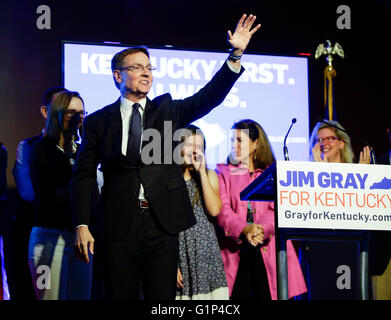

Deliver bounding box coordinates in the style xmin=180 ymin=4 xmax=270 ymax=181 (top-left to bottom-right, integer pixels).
xmin=65 ymin=110 xmax=88 ymax=118
xmin=316 ymin=135 xmax=339 ymax=144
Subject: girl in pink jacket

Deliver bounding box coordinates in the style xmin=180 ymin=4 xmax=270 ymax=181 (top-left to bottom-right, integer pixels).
xmin=216 ymin=119 xmax=307 ymax=300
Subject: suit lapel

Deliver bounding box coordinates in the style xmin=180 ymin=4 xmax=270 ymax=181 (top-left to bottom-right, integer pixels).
xmin=143 ymin=98 xmax=155 ymax=130
xmin=107 ymin=98 xmax=122 ymax=154
xmin=141 ymin=98 xmax=154 ymax=152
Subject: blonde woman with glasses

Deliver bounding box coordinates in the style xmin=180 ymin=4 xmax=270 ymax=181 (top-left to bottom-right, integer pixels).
xmin=309 ymin=120 xmax=371 ymax=164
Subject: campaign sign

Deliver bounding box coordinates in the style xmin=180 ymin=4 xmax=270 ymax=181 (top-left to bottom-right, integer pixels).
xmin=276 ymin=160 xmax=391 ymax=231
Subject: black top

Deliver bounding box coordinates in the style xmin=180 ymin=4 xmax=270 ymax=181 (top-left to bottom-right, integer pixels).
xmin=0 ymin=142 xmax=7 ymax=202
xmin=29 ymin=136 xmax=78 ymax=232
xmin=369 ymin=150 xmax=391 ymax=276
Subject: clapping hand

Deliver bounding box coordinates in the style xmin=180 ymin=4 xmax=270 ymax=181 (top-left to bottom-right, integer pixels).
xmin=312 ymin=142 xmax=327 ymax=162
xmin=359 ymin=146 xmax=371 ymax=164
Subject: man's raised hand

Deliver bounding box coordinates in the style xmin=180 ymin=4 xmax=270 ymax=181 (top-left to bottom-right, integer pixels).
xmin=228 ymin=14 xmax=261 ymax=54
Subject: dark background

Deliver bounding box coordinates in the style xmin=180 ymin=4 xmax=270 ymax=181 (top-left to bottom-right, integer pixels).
xmin=0 ymin=0 xmax=390 ymax=300
xmin=1 ymin=0 xmax=390 ymax=188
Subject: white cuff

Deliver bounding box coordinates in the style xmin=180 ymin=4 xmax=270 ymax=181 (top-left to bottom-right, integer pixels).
xmin=76 ymin=224 xmax=88 ymax=229
xmin=226 ymin=60 xmax=241 ymax=74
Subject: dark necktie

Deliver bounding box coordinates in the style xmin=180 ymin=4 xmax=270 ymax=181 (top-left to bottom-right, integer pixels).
xmin=126 ymin=103 xmax=142 ymax=163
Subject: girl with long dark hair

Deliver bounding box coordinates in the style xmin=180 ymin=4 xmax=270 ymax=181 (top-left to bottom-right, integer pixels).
xmin=28 ymin=91 xmax=92 ymax=300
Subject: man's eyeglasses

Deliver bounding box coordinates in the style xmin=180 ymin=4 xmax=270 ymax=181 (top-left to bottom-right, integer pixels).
xmin=316 ymin=135 xmax=339 ymax=144
xmin=65 ymin=110 xmax=88 ymax=118
xmin=117 ymin=64 xmax=156 ymax=74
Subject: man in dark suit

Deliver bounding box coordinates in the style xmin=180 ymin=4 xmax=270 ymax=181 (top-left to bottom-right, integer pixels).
xmin=72 ymin=14 xmax=260 ymax=299
xmin=0 ymin=142 xmax=8 ymax=299
xmin=370 ymin=119 xmax=391 ymax=299
xmin=377 ymin=120 xmax=391 ymax=165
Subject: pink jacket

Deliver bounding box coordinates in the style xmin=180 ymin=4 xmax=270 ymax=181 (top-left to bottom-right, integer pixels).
xmin=216 ymin=163 xmax=307 ymax=300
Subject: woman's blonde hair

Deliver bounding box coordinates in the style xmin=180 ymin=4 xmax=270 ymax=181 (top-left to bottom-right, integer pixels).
xmin=309 ymin=120 xmax=355 ymax=163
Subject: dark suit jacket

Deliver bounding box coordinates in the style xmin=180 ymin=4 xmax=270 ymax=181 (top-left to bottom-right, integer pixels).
xmin=0 ymin=143 xmax=7 ymax=202
xmin=370 ymin=149 xmax=391 ymax=276
xmin=377 ymin=151 xmax=390 ymax=166
xmin=71 ymin=62 xmax=244 ymax=240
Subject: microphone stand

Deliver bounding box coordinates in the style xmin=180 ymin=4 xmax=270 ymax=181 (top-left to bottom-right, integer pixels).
xmin=283 ymin=118 xmax=297 ymax=161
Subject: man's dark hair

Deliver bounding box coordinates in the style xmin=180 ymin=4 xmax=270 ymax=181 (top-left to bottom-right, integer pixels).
xmin=111 ymin=46 xmax=150 ymax=72
xmin=42 ymin=86 xmax=67 ymax=107
xmin=111 ymin=47 xmax=150 ymax=89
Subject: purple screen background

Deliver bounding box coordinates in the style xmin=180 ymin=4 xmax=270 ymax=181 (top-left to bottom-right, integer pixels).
xmin=63 ymin=43 xmax=309 ymax=168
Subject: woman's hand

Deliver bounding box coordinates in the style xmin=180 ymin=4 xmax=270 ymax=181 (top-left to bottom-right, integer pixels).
xmin=312 ymin=142 xmax=327 ymax=162
xmin=67 ymin=113 xmax=82 ymax=135
xmin=192 ymin=150 xmax=206 ymax=174
xmin=242 ymin=224 xmax=264 ymax=247
xmin=359 ymin=146 xmax=371 ymax=164
xmin=177 ymin=268 xmax=184 ymax=289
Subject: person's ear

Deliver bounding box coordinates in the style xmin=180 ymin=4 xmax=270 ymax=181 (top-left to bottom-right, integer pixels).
xmin=338 ymin=139 xmax=345 ymax=151
xmin=40 ymin=106 xmax=48 ymax=119
xmin=253 ymin=138 xmax=259 ymax=151
xmin=113 ymin=70 xmax=122 ymax=86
